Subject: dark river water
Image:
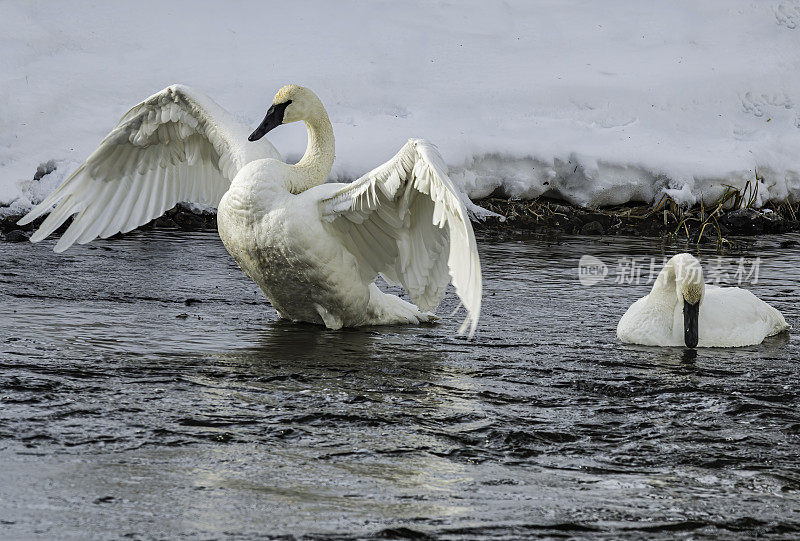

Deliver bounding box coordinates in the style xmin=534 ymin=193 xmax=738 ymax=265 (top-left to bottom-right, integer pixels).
xmin=1 ymin=230 xmax=799 ymax=539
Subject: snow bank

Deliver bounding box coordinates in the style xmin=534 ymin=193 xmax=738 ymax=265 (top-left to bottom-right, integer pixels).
xmin=1 ymin=0 xmax=799 ymax=213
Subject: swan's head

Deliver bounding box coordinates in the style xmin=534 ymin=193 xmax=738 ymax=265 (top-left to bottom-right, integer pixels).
xmin=249 ymin=85 xmax=323 ymax=141
xmin=669 ymin=253 xmax=705 ymax=348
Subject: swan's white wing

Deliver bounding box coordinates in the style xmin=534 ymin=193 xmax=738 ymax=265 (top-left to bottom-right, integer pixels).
xmin=699 ymin=286 xmax=790 ymax=346
xmin=19 ymin=84 xmax=280 ymax=252
xmin=320 ymin=139 xmax=483 ymax=337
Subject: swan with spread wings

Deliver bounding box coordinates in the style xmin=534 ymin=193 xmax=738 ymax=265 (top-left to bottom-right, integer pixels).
xmin=20 ymin=84 xmax=488 ymax=336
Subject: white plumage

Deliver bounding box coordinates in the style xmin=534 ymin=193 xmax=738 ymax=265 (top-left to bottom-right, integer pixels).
xmin=617 ymin=253 xmax=789 ymax=347
xmin=20 ymin=84 xmax=487 ymax=336
xmin=319 ymin=139 xmax=482 ymax=335
xmin=19 ymin=85 xmax=280 ymax=251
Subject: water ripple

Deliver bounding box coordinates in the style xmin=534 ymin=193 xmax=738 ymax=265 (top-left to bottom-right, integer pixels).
xmin=1 ymin=230 xmax=799 ymax=538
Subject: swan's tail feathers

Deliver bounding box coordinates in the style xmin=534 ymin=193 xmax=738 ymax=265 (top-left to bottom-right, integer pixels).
xmin=767 ymin=306 xmax=790 ymax=336
xmin=314 ymin=304 xmax=344 ymax=330
xmin=365 ymin=284 xmax=434 ymax=326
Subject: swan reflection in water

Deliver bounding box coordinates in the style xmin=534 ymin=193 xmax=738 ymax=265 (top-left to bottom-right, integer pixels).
xmin=169 ymin=322 xmax=485 ymax=528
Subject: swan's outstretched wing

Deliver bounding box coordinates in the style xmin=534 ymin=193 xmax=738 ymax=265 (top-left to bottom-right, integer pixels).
xmin=19 ymin=84 xmax=280 ymax=252
xmin=320 ymin=139 xmax=483 ymax=337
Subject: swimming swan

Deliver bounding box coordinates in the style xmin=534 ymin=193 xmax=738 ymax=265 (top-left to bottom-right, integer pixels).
xmin=19 ymin=84 xmax=487 ymax=336
xmin=617 ymin=253 xmax=789 ymax=347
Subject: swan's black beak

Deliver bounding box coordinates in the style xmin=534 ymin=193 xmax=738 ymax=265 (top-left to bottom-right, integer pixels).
xmin=249 ymin=100 xmax=292 ymax=141
xmin=683 ymin=300 xmax=699 ymax=349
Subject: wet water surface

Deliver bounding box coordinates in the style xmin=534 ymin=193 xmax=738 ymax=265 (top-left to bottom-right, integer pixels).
xmin=1 ymin=230 xmax=799 ymax=539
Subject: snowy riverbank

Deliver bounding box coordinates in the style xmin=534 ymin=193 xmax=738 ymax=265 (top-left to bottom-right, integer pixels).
xmin=4 ymin=197 xmax=799 ymax=246
xmin=2 ymin=0 xmax=799 ymax=215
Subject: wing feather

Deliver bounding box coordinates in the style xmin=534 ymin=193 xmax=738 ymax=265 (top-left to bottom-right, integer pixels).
xmin=19 ymin=84 xmax=280 ymax=252
xmin=320 ymin=139 xmax=487 ymax=337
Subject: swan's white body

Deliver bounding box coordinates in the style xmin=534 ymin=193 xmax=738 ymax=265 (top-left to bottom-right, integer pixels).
xmin=20 ymin=85 xmax=486 ymax=335
xmin=617 ymin=253 xmax=789 ymax=347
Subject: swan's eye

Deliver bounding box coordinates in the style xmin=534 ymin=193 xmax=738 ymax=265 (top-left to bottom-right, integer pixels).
xmin=271 ymin=99 xmax=292 ymax=120
xmin=249 ymin=99 xmax=294 ymax=141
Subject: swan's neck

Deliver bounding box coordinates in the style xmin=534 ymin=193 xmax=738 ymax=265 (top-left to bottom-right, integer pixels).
xmin=649 ymin=257 xmax=703 ymax=307
xmin=650 ymin=264 xmax=678 ymax=306
xmin=288 ymin=110 xmax=335 ymax=194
